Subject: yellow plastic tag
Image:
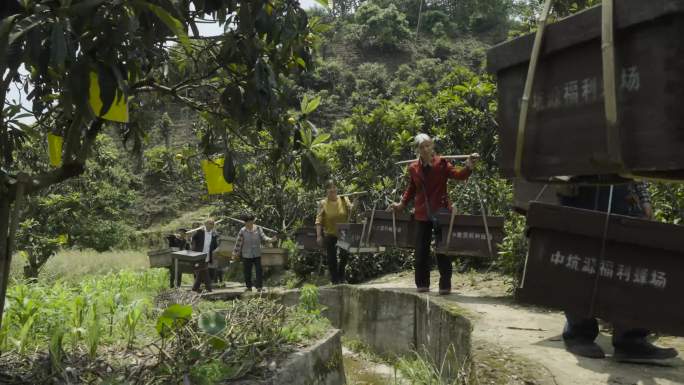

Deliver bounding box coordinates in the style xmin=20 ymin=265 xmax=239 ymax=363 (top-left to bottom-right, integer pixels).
xmin=201 ymin=158 xmax=234 ymax=195
xmin=47 ymin=133 xmax=63 ymax=167
xmin=89 ymin=72 xmax=129 ymax=123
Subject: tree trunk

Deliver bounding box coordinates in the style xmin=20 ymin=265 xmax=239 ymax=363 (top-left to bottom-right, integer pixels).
xmin=22 ymin=252 xmax=41 ymax=280
xmin=0 ymin=194 xmax=13 ymax=332
xmin=0 ymin=180 xmax=26 ymax=332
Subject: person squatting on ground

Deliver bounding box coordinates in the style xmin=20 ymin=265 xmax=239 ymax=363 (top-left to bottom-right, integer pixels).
xmin=316 ymin=180 xmax=354 ymax=284
xmin=558 ymin=183 xmax=678 ymax=364
xmin=232 ymin=213 xmax=277 ymax=292
xmin=191 ymin=219 xmax=220 ymax=293
xmin=166 ymin=228 xmax=190 ymax=288
xmin=390 ymin=133 xmax=477 ymax=295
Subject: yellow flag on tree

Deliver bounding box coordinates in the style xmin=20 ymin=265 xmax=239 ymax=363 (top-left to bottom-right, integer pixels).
xmin=88 ymin=71 xmax=129 ymax=123
xmin=201 ymin=158 xmax=233 ymax=195
xmin=47 ymin=133 xmax=63 ymax=167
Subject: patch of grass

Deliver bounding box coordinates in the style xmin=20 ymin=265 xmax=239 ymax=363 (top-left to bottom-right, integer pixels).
xmin=343 ymin=337 xmax=386 ymax=361
xmin=0 ymin=269 xmax=334 ymax=384
xmin=395 ymin=349 xmax=474 ymax=385
xmin=344 ymin=338 xmax=476 ymax=385
xmin=1 ymin=269 xmax=168 ymax=358
xmin=9 ymin=248 xmax=150 ymax=282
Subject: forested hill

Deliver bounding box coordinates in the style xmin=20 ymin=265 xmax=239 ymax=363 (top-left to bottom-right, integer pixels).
xmin=11 ymin=0 xmax=517 ymax=278
xmin=21 ymin=0 xmax=684 ymax=282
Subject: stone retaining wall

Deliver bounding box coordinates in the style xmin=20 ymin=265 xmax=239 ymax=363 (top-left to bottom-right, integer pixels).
xmin=233 ymin=329 xmax=345 ymax=385
xmin=279 ymin=286 xmax=473 ymax=381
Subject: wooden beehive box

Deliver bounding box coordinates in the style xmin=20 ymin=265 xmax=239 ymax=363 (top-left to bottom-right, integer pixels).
xmin=336 ymin=223 xmax=365 ymax=250
xmin=488 ymin=1 xmax=684 ymax=180
xmin=519 ymin=202 xmax=684 ymax=336
xmin=147 ymin=248 xmax=178 ymax=268
xmin=261 ymin=247 xmax=288 ymax=267
xmin=362 ymin=210 xmax=415 ymax=248
xmin=295 ymin=226 xmax=319 ymax=250
xmin=213 ymin=236 xmax=236 ymax=268
xmin=434 ymin=214 xmax=505 ymax=258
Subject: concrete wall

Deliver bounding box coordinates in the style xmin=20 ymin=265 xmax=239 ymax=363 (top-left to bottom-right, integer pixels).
xmin=214 ymin=285 xmax=473 ymax=383
xmin=234 ymin=329 xmax=345 ymax=385
xmin=282 ymin=286 xmax=473 ymax=382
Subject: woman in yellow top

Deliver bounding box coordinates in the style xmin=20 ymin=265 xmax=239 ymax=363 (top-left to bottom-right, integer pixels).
xmin=316 ymin=179 xmax=353 ymax=284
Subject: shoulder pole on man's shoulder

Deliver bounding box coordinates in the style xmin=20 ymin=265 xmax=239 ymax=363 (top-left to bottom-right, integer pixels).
xmin=394 ymin=155 xmax=477 ymax=166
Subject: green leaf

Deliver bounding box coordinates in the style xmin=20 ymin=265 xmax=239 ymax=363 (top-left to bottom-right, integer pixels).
xmin=8 ymin=14 xmax=43 ymax=46
xmin=162 ymin=304 xmax=192 ymax=319
xmin=301 ymin=95 xmax=321 ymax=115
xmin=156 ymin=304 xmax=192 ymax=337
xmin=50 ymin=22 xmax=66 ymax=69
xmin=0 ymin=15 xmax=20 ymax=69
xmin=220 ymin=85 xmax=245 ymax=123
xmin=142 ymin=2 xmax=190 ymax=50
xmin=222 ymin=149 xmax=236 ymax=183
xmin=199 ymin=311 xmax=227 ymax=335
xmin=68 ymin=0 xmax=106 ymax=17
xmin=314 ymin=0 xmax=331 ymax=9
xmin=311 ymin=133 xmax=330 ymax=146
xmin=255 ymin=57 xmax=276 ymax=107
xmin=96 ymin=66 xmax=117 ymax=117
xmin=208 ymin=336 xmax=227 ymax=350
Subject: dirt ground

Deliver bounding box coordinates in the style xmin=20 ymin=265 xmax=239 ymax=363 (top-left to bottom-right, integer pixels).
xmin=361 ymin=270 xmax=684 ymax=385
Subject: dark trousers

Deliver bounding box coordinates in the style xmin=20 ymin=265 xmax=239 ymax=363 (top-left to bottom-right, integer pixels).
xmin=192 ymin=262 xmax=213 ymax=292
xmin=563 ymin=314 xmax=650 ymax=347
xmin=560 ymin=184 xmax=648 ymax=346
xmin=168 ymin=265 xmax=175 ymax=288
xmin=325 ymin=235 xmax=348 ymax=284
xmin=209 ymin=268 xmax=223 ymax=283
xmin=415 ymin=220 xmax=452 ymax=290
xmin=242 ymin=257 xmax=263 ymax=289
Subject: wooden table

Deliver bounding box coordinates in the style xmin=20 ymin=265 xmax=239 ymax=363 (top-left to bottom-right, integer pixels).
xmin=171 ymin=250 xmax=207 ymax=288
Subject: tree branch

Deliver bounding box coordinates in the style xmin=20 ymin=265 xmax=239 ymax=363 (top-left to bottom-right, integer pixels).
xmin=6 ymin=119 xmax=105 ymax=198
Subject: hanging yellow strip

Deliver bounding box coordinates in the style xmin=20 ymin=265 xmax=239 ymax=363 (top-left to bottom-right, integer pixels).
xmin=47 ymin=133 xmax=63 ymax=167
xmin=88 ymin=71 xmax=129 ymax=123
xmin=201 ymin=158 xmax=234 ymax=195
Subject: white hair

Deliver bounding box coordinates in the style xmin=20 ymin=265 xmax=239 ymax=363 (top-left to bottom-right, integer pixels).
xmin=413 ymin=133 xmax=432 ymax=149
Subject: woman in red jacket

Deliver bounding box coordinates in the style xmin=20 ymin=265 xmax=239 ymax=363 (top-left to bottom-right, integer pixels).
xmin=390 ymin=133 xmax=477 ymax=294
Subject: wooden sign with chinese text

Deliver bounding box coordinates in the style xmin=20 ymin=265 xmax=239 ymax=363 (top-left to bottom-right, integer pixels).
xmin=488 ymin=1 xmax=684 ymax=179
xmin=362 ymin=210 xmax=415 ymax=249
xmin=519 ymin=202 xmax=684 ymax=336
xmin=434 ymin=214 xmax=505 ymax=258
xmin=294 ymin=226 xmax=319 ymax=251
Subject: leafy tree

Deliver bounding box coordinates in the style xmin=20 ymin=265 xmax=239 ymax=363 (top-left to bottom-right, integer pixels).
xmin=350 ymin=3 xmax=412 ymax=50
xmin=508 ymin=0 xmax=601 ymax=37
xmin=15 ymin=134 xmax=137 ymax=278
xmin=1 ymin=0 xmax=317 ymax=325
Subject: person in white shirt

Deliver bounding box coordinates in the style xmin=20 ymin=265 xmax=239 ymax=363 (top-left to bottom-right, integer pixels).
xmin=191 ymin=218 xmax=220 ymax=293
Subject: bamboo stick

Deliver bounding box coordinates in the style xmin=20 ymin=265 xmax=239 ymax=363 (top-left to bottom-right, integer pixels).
xmin=317 ymin=191 xmax=368 ymax=200
xmin=394 ymin=154 xmax=479 ymax=165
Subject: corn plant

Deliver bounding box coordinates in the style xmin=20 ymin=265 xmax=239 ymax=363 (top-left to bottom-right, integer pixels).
xmin=299 ymin=284 xmax=323 ymax=315
xmin=10 ymin=314 xmax=35 ymax=356
xmin=123 ymin=301 xmax=144 ymax=348
xmin=86 ymin=303 xmax=102 ymax=359
xmin=49 ymin=328 xmax=66 ymax=373
xmin=105 ymin=293 xmax=123 ymax=336
xmin=0 ymin=316 xmax=10 ymax=350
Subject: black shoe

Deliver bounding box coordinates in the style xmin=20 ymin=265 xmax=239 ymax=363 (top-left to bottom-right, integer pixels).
xmin=564 ymin=339 xmax=606 ymax=359
xmin=614 ymin=341 xmax=679 ymax=365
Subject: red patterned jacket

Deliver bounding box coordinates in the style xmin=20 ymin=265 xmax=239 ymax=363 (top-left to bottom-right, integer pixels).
xmin=400 ymin=155 xmax=472 ymax=222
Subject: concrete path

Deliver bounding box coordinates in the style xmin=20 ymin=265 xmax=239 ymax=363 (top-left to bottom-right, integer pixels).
xmin=360 ymin=271 xmax=684 ymax=385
